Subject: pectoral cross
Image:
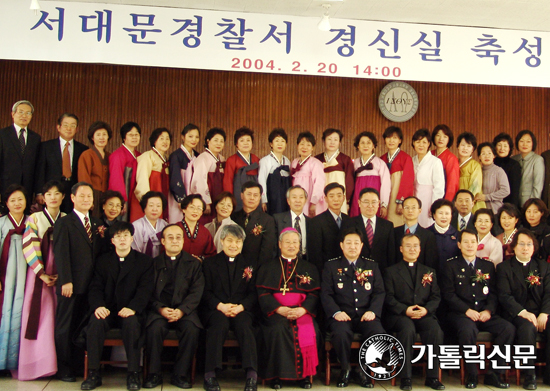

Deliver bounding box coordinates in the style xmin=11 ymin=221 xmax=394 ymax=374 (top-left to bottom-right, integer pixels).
xmin=280 ymin=284 xmax=289 ymax=295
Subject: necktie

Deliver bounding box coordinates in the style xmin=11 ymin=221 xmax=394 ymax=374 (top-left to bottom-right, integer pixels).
xmin=460 ymin=218 xmax=466 ymax=231
xmin=294 ymin=216 xmax=303 ymax=253
xmin=244 ymin=213 xmax=250 ymax=227
xmin=366 ymin=219 xmax=374 ymax=247
xmin=336 ymin=216 xmax=341 ymax=229
xmin=62 ymin=141 xmax=72 ymax=178
xmin=469 ymin=262 xmax=475 ymax=274
xmin=19 ymin=128 xmax=25 ymax=154
xmin=84 ymin=216 xmax=92 ymax=241
xmin=405 ymin=228 xmax=411 ymax=235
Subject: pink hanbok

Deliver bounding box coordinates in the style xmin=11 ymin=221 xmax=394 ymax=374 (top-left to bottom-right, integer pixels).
xmin=290 ymin=156 xmax=327 ymax=217
xmin=350 ymin=155 xmax=390 ymax=217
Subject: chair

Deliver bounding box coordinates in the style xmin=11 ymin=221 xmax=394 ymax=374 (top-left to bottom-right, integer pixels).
xmin=513 ymin=334 xmax=546 ymax=386
xmin=84 ymin=329 xmax=135 ymax=380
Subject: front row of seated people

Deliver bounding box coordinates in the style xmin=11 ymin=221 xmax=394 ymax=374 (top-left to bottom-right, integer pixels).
xmin=81 ymin=215 xmax=550 ymax=391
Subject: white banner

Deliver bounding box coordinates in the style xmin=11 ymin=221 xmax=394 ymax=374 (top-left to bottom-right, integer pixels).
xmin=1 ymin=0 xmax=549 ymax=88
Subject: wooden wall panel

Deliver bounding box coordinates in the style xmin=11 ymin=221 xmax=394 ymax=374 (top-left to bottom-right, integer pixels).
xmin=0 ymin=59 xmax=548 ymax=161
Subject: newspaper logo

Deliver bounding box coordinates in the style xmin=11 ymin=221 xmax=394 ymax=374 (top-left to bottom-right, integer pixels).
xmin=359 ymin=334 xmax=405 ymax=380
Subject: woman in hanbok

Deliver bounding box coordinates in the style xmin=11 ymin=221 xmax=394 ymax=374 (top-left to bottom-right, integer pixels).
xmin=131 ymin=191 xmax=168 ymax=258
xmin=177 ymin=194 xmax=216 ymax=260
xmin=132 ymin=128 xmax=172 ymax=222
xmin=188 ymin=128 xmax=226 ymax=221
xmin=290 ymin=132 xmax=327 ymax=217
xmin=412 ymin=129 xmax=445 ymax=227
xmin=204 ymin=192 xmax=238 ymax=253
xmin=0 ymin=185 xmax=29 ymax=372
xmin=511 ymin=130 xmax=545 ymax=207
xmin=97 ymin=190 xmax=125 ymax=256
xmin=431 ymin=124 xmax=460 ymax=201
xmin=457 ymin=132 xmax=486 ymax=213
xmin=493 ymin=133 xmax=522 ymax=208
xmin=223 ymin=127 xmax=260 ymax=211
xmin=380 ymin=126 xmax=415 ymax=226
xmin=350 ymin=132 xmax=390 ymax=218
xmin=314 ymin=128 xmax=354 ymax=214
xmin=78 ymin=121 xmax=112 ymax=218
xmin=496 ymin=203 xmax=521 ymax=261
xmin=169 ymin=123 xmax=200 ymax=224
xmin=258 ymin=128 xmax=291 ymax=215
xmin=474 ymin=143 xmax=510 ymax=215
xmin=18 ymin=180 xmax=65 ymax=380
xmin=474 ymin=208 xmax=503 ymax=266
xmin=108 ymin=122 xmax=141 ymax=222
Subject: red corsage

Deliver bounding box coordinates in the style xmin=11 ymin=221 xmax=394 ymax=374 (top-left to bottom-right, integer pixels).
xmin=96 ymin=225 xmax=107 ymax=238
xmin=251 ymin=224 xmax=265 ymax=236
xmin=355 ymin=268 xmax=372 ymax=286
xmin=471 ymin=269 xmax=490 ymax=283
xmin=526 ymin=272 xmax=542 ymax=287
xmin=421 ymin=272 xmax=433 ymax=287
xmin=242 ymin=266 xmax=253 ymax=282
xmin=477 ymin=244 xmax=485 ymax=251
xmin=297 ymin=273 xmax=313 ymax=285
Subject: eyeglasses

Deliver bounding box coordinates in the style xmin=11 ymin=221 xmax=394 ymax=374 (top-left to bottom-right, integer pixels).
xmin=360 ymin=200 xmax=379 ymax=206
xmin=186 ymin=205 xmax=204 ymax=212
xmin=403 ymin=244 xmax=420 ymax=249
xmin=106 ymin=202 xmax=122 ymax=209
xmin=517 ymin=242 xmax=534 ymax=247
xmin=61 ymin=124 xmax=77 ymax=129
xmin=15 ymin=110 xmax=32 ymax=116
xmin=113 ymin=233 xmax=132 ymax=239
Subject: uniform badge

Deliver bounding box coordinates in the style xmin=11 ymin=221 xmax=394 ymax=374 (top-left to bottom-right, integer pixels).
xmin=365 ymin=282 xmax=371 ymax=290
xmin=483 ymin=286 xmax=489 ymax=294
xmin=337 ymin=283 xmax=344 ymax=289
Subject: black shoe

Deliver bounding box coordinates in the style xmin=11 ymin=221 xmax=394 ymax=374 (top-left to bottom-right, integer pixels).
xmin=244 ymin=378 xmax=257 ymax=391
xmin=81 ymin=371 xmax=102 ymax=390
xmin=271 ymin=378 xmax=282 ymax=390
xmin=297 ymin=378 xmax=312 ymax=389
xmin=400 ymin=378 xmax=412 ymax=391
xmin=355 ymin=369 xmax=373 ymax=388
xmin=127 ymin=371 xmax=141 ymax=390
xmin=523 ymin=375 xmax=537 ymax=390
xmin=204 ymin=377 xmax=221 ymax=391
xmin=337 ymin=369 xmax=351 ymax=387
xmin=466 ymin=374 xmax=478 ymax=389
xmin=171 ymin=375 xmax=192 ymax=389
xmin=58 ymin=372 xmax=77 ymax=382
xmin=143 ymin=373 xmax=163 ymax=389
xmin=484 ymin=373 xmax=509 ymax=389
xmin=425 ymin=378 xmax=445 ymax=390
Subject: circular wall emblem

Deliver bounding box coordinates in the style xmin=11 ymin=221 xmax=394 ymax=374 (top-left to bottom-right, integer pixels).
xmin=359 ymin=334 xmax=405 ymax=380
xmin=378 ymin=81 xmax=419 ymax=122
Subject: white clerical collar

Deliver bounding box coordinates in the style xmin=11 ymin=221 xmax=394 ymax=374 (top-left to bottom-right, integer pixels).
xmin=119 ymin=258 xmax=125 ymax=262
xmin=282 ymin=256 xmax=294 ymax=263
xmin=517 ymin=258 xmax=530 ymax=266
xmin=229 ymin=257 xmax=235 ymax=263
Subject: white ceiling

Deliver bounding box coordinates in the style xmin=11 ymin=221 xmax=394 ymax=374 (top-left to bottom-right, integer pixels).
xmin=45 ymin=0 xmax=550 ymax=32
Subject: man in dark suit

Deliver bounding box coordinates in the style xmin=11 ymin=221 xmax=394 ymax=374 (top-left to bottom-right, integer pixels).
xmin=35 ymin=113 xmax=88 ymax=213
xmin=394 ymin=196 xmax=438 ymax=268
xmin=53 ymin=182 xmax=103 ymax=381
xmin=202 ymin=224 xmax=258 ymax=391
xmin=81 ymin=221 xmax=154 ymax=391
xmin=384 ymin=234 xmax=445 ymax=391
xmin=321 ymin=227 xmax=385 ymax=388
xmin=450 ymin=190 xmax=476 ymax=232
xmin=231 ymin=181 xmax=277 ymax=266
xmin=0 ymin=100 xmax=41 ymax=207
xmin=309 ymin=183 xmax=351 ymax=272
xmin=143 ymin=224 xmax=204 ymax=389
xmin=440 ymin=228 xmax=514 ymax=389
xmin=273 ymin=185 xmax=314 ymax=261
xmin=496 ymin=228 xmax=550 ymax=389
xmin=341 ymin=187 xmax=395 ymax=271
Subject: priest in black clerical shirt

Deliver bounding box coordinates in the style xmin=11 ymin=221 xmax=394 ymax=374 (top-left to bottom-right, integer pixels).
xmin=81 ymin=221 xmax=154 ymax=391
xmin=202 ymin=224 xmax=259 ymax=391
xmin=143 ymin=224 xmax=204 ymax=390
xmin=256 ymin=227 xmax=320 ymax=390
xmin=383 ymin=233 xmax=445 ymax=391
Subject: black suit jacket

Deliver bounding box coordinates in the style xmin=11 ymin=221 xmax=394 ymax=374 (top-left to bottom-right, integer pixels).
xmin=232 ymin=207 xmax=277 ymax=266
xmin=393 ymin=225 xmax=438 ymax=268
xmin=273 ymin=211 xmax=314 ymax=257
xmin=202 ymin=252 xmax=258 ymax=320
xmin=321 ymin=256 xmax=385 ymax=320
xmin=496 ymin=256 xmax=550 ymax=320
xmin=450 ymin=213 xmax=476 ymax=232
xmin=53 ymin=211 xmax=102 ymax=295
xmin=146 ymin=251 xmax=204 ymax=329
xmin=88 ymin=249 xmax=154 ymax=317
xmin=309 ymin=210 xmax=351 ymax=271
xmin=383 ymin=261 xmax=441 ymax=329
xmin=341 ymin=215 xmax=395 ymax=271
xmin=35 ymin=138 xmax=88 ymax=212
xmin=0 ymin=125 xmax=41 ymax=198
xmin=440 ymin=255 xmax=498 ymax=315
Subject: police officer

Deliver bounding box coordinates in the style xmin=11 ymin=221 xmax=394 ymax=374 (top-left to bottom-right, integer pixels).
xmin=440 ymin=228 xmax=514 ymax=389
xmin=321 ymin=227 xmax=385 ymax=388
xmin=384 ymin=233 xmax=445 ymax=391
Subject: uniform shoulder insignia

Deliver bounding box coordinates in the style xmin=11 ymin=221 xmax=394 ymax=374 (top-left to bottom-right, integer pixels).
xmin=446 ymin=256 xmax=458 ymax=262
xmin=328 ymin=257 xmax=340 ymax=262
xmin=361 ymin=256 xmax=376 ymax=263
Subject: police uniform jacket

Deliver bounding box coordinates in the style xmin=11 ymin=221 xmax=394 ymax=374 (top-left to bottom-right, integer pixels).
xmin=440 ymin=255 xmax=498 ymax=315
xmin=321 ymin=256 xmax=385 ymax=320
